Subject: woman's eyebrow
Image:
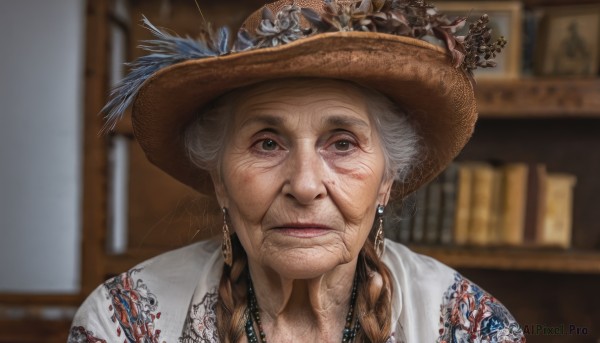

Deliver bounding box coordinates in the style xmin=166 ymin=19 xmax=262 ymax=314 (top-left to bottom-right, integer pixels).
xmin=239 ymin=114 xmax=284 ymax=129
xmin=238 ymin=114 xmax=369 ymax=131
xmin=325 ymin=115 xmax=370 ymax=129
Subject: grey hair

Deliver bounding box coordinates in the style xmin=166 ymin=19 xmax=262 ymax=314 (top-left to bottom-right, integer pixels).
xmin=184 ymin=97 xmax=232 ymax=173
xmin=358 ymin=86 xmax=422 ymax=184
xmin=184 ymin=79 xmax=422 ymax=185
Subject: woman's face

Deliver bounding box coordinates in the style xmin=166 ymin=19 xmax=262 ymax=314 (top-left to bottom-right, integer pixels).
xmin=213 ymin=79 xmax=393 ymax=279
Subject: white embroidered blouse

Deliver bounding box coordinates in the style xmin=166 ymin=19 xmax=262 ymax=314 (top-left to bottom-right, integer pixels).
xmin=68 ymin=239 xmax=525 ymax=343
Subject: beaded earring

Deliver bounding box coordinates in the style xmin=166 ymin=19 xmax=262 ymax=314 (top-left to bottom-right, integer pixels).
xmin=374 ymin=204 xmax=385 ymax=258
xmin=222 ymin=207 xmax=233 ymax=266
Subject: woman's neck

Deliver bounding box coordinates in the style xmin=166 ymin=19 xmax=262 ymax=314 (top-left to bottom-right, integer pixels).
xmin=247 ymin=258 xmax=358 ymax=342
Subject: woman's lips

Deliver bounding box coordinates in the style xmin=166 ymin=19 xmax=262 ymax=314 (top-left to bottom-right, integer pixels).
xmin=273 ymin=224 xmax=333 ymax=238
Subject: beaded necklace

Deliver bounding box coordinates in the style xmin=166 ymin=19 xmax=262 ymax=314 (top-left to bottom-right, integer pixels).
xmin=245 ymin=276 xmax=360 ymax=343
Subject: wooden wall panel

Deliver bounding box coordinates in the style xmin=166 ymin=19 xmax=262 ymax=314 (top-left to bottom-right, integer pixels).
xmin=0 ymin=320 xmax=71 ymax=343
xmin=121 ymin=0 xmax=259 ymax=253
xmin=127 ymin=138 xmax=220 ymax=250
xmin=81 ymin=0 xmax=110 ymax=298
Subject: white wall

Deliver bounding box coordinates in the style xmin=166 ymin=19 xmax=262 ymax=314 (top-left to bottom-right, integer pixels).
xmin=0 ymin=0 xmax=85 ymax=293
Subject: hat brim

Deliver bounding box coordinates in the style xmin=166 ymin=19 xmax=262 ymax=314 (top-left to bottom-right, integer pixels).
xmin=132 ymin=32 xmax=477 ymax=197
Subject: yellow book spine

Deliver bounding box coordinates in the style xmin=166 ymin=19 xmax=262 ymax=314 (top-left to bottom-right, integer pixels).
xmin=501 ymin=164 xmax=529 ymax=246
xmin=453 ymin=164 xmax=472 ymax=245
xmin=540 ymin=173 xmax=577 ymax=248
xmin=468 ymin=163 xmax=495 ymax=246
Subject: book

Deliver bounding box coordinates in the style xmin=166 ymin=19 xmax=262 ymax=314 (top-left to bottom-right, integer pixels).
xmin=488 ymin=167 xmax=504 ymax=245
xmin=499 ymin=163 xmax=529 ymax=246
xmin=454 ymin=163 xmax=473 ymax=245
xmin=398 ymin=193 xmax=417 ymax=243
xmin=522 ymin=9 xmax=543 ymax=76
xmin=411 ymin=188 xmax=428 ymax=243
xmin=440 ymin=163 xmax=459 ymax=245
xmin=425 ymin=177 xmax=442 ymax=244
xmin=468 ymin=163 xmax=495 ymax=246
xmin=524 ymin=164 xmax=547 ymax=245
xmin=539 ymin=173 xmax=577 ymax=248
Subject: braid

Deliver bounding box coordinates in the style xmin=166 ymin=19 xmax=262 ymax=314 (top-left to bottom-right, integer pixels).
xmin=355 ymin=239 xmax=394 ymax=343
xmin=215 ymin=236 xmax=394 ymax=343
xmin=216 ymin=235 xmax=249 ymax=343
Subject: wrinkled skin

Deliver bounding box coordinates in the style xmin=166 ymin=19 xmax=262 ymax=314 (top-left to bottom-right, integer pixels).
xmin=212 ymin=79 xmax=393 ymax=342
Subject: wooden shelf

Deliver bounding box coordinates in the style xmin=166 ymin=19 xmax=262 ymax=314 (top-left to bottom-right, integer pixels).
xmin=0 ymin=294 xmax=81 ymax=306
xmin=476 ymin=78 xmax=600 ymax=118
xmin=411 ymin=245 xmax=600 ymax=274
xmin=0 ymin=319 xmax=71 ymax=343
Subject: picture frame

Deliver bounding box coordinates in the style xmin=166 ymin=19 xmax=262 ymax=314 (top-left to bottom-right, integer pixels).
xmin=434 ymin=1 xmax=523 ymax=80
xmin=535 ymin=5 xmax=600 ymax=77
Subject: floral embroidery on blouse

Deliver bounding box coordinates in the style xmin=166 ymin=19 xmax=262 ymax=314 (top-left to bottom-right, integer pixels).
xmin=104 ymin=268 xmax=164 ymax=343
xmin=179 ymin=289 xmax=220 ymax=343
xmin=437 ymin=273 xmax=525 ymax=343
xmin=67 ymin=326 xmax=107 ymax=343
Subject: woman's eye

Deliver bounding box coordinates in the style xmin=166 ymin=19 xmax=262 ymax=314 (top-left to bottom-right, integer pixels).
xmin=260 ymin=139 xmax=278 ymax=151
xmin=333 ymin=139 xmax=355 ymax=152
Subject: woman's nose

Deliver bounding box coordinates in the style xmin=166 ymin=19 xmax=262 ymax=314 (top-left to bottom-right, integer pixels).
xmin=282 ymin=145 xmax=327 ymax=205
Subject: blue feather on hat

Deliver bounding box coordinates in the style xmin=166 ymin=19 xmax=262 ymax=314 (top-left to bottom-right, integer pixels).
xmin=101 ymin=16 xmax=229 ymax=132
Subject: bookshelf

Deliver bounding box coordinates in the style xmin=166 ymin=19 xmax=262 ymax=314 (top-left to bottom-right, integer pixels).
xmin=476 ymin=79 xmax=600 ymax=118
xmin=433 ymin=25 xmax=600 ymax=336
xmin=391 ymin=78 xmax=600 ymax=277
xmin=411 ymin=245 xmax=600 ymax=274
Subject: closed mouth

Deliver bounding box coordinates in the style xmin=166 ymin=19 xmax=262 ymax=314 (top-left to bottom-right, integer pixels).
xmin=272 ymin=224 xmax=334 ymax=237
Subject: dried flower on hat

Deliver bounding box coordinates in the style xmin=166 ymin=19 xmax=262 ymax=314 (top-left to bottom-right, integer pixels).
xmin=256 ymin=5 xmax=305 ymax=48
xmin=462 ymin=14 xmax=508 ymax=71
xmin=102 ymin=0 xmax=506 ymax=130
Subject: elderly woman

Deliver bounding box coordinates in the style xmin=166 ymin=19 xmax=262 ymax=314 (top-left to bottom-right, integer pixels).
xmin=69 ymin=1 xmax=524 ymax=342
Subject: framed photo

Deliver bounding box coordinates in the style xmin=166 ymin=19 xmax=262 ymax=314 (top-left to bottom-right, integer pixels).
xmin=535 ymin=5 xmax=600 ymax=77
xmin=434 ymin=1 xmax=523 ymax=80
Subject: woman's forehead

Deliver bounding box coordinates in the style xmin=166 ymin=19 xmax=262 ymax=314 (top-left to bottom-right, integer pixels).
xmin=232 ymin=78 xmax=371 ymax=121
xmin=235 ymin=78 xmax=367 ymax=105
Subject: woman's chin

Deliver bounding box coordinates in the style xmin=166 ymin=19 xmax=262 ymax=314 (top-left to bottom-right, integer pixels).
xmin=260 ymin=244 xmax=354 ymax=280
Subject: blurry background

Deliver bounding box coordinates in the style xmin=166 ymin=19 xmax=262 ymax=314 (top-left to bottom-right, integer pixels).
xmin=0 ymin=0 xmax=84 ymax=294
xmin=0 ymin=0 xmax=599 ymax=342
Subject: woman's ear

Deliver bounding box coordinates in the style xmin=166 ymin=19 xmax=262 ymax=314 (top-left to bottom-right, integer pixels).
xmin=210 ymin=170 xmax=228 ymax=209
xmin=377 ymin=177 xmax=394 ymax=207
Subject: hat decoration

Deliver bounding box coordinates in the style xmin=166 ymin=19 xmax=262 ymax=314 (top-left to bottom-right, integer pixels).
xmin=102 ymin=0 xmax=506 ymax=131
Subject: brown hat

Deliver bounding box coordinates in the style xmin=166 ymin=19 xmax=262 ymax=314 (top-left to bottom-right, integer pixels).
xmin=103 ymin=0 xmax=506 ymax=197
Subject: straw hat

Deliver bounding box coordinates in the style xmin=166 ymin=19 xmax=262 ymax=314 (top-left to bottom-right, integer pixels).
xmin=103 ymin=0 xmax=506 ymax=197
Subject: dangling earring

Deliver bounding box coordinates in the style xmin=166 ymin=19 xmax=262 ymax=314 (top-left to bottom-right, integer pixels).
xmin=374 ymin=204 xmax=385 ymax=258
xmin=222 ymin=208 xmax=233 ymax=267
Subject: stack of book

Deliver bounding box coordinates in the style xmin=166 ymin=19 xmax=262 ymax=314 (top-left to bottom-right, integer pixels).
xmin=384 ymin=162 xmax=577 ymax=249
